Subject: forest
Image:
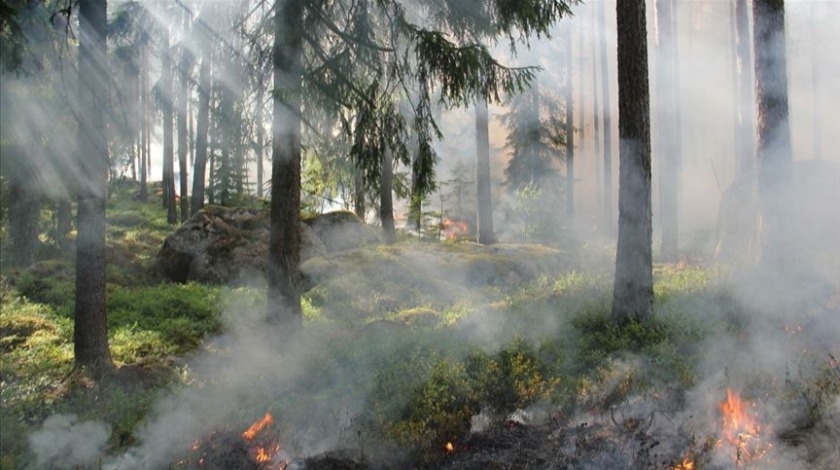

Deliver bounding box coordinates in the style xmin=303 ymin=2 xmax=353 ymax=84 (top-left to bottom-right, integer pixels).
xmin=1 ymin=0 xmax=838 ymax=469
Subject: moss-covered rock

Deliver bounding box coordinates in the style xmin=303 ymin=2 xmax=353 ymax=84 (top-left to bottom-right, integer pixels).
xmin=156 ymin=206 xmax=326 ymax=284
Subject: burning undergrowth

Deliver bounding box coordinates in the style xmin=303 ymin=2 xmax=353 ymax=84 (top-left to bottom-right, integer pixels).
xmin=19 ymin=259 xmax=840 ymax=470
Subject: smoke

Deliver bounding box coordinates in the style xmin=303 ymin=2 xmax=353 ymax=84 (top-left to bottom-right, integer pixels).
xmin=28 ymin=414 xmax=111 ymax=469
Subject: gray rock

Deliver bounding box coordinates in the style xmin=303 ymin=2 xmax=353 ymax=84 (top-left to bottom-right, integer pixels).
xmin=157 ymin=208 xmax=382 ymax=284
xmin=157 ymin=206 xmax=325 ymax=284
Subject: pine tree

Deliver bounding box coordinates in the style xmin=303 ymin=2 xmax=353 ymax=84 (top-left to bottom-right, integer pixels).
xmin=612 ymin=0 xmax=653 ymax=322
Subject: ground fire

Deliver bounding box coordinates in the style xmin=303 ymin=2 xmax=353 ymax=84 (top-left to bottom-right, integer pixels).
xmin=441 ymin=218 xmax=469 ymax=240
xmin=177 ymin=412 xmax=286 ymax=470
xmin=719 ymin=388 xmax=772 ymax=467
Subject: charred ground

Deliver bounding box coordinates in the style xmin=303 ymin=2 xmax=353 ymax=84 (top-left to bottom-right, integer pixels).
xmin=1 ymin=185 xmax=839 ymax=470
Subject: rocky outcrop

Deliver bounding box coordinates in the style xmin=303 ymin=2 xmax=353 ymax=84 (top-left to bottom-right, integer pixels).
xmin=157 ymin=207 xmax=382 ymax=284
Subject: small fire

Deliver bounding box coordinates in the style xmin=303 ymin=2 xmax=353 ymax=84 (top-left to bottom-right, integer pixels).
xmin=444 ymin=441 xmax=455 ymax=454
xmin=719 ymin=388 xmax=771 ymax=466
xmin=441 ymin=218 xmax=469 ymax=240
xmin=673 ymin=456 xmax=695 ymax=470
xmin=243 ymin=412 xmax=274 ymax=441
xmin=242 ymin=412 xmax=287 ymax=470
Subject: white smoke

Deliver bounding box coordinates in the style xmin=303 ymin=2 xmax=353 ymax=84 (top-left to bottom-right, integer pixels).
xmin=28 ymin=414 xmax=111 ymax=470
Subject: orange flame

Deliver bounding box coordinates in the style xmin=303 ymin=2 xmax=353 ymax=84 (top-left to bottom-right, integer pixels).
xmin=719 ymin=388 xmax=771 ymax=466
xmin=243 ymin=412 xmax=274 ymax=441
xmin=441 ymin=218 xmax=469 ymax=240
xmin=673 ymin=456 xmax=695 ymax=470
xmin=444 ymin=442 xmax=455 ymax=454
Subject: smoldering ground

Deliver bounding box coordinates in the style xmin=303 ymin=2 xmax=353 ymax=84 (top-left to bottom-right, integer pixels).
xmin=13 ymin=0 xmax=840 ymax=468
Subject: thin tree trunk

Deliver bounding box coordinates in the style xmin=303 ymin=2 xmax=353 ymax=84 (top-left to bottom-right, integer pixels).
xmin=130 ymin=73 xmax=138 ymax=182
xmin=408 ymin=158 xmax=422 ymax=235
xmin=753 ymin=0 xmax=792 ymax=270
xmin=657 ymin=0 xmax=680 ymax=261
xmin=734 ymin=0 xmax=755 ymax=174
xmin=564 ymin=23 xmax=574 ymax=222
xmin=255 ymin=84 xmax=265 ymax=198
xmin=56 ymin=197 xmax=72 ymax=254
xmin=475 ymin=97 xmax=495 ymax=245
xmin=7 ymin=174 xmax=39 ymax=268
xmin=178 ymin=32 xmax=190 ymax=223
xmin=139 ymin=43 xmax=149 ymax=201
xmin=611 ymin=0 xmax=653 ymax=323
xmin=599 ymin=0 xmax=614 ymax=236
xmin=191 ymin=36 xmax=211 ymax=215
xmin=268 ymin=0 xmax=304 ymax=331
xmin=592 ymin=5 xmax=604 ymax=224
xmin=75 ymin=0 xmax=112 ymax=374
xmin=380 ymin=146 xmax=396 ymax=243
xmin=162 ymin=32 xmax=177 ymax=224
xmin=354 ymin=166 xmax=365 ymax=219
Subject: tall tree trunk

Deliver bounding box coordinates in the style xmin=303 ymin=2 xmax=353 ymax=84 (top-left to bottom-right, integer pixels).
xmin=177 ymin=35 xmax=190 ymax=223
xmin=475 ymin=97 xmax=495 ymax=245
xmin=408 ymin=158 xmax=422 ymax=235
xmin=130 ymin=73 xmax=138 ymax=182
xmin=268 ymin=0 xmax=304 ymax=331
xmin=74 ymin=0 xmax=112 ymax=374
xmin=753 ymin=0 xmax=792 ymax=270
xmin=139 ymin=43 xmax=149 ymax=201
xmin=56 ymin=197 xmax=72 ymax=254
xmin=162 ymin=32 xmax=177 ymax=224
xmin=380 ymin=146 xmax=396 ymax=243
xmin=564 ymin=23 xmax=574 ymax=223
xmin=592 ymin=2 xmax=604 ymax=224
xmin=354 ymin=166 xmax=365 ymax=219
xmin=612 ymin=0 xmax=653 ymax=322
xmin=656 ymin=0 xmax=681 ymax=261
xmin=599 ymin=0 xmax=614 ymax=236
xmin=6 ymin=168 xmax=39 ymax=268
xmin=191 ymin=36 xmax=211 ymax=215
xmin=255 ymin=84 xmax=265 ymax=199
xmin=734 ymin=0 xmax=755 ymax=174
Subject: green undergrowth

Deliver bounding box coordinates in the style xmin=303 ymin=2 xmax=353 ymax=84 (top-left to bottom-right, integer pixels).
xmin=3 ymin=185 xmax=836 ymax=468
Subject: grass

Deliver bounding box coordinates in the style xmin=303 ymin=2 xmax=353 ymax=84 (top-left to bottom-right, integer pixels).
xmin=1 ymin=186 xmax=838 ymax=469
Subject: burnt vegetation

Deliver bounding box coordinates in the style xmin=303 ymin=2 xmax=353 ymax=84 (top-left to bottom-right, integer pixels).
xmin=2 ymin=1 xmax=840 ymax=469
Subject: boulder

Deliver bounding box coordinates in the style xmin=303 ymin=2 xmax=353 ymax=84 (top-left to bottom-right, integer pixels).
xmin=303 ymin=210 xmax=382 ymax=253
xmin=157 ymin=206 xmax=325 ymax=284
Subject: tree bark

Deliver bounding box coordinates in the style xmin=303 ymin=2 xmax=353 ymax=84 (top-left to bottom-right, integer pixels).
xmin=139 ymin=43 xmax=149 ymax=201
xmin=564 ymin=23 xmax=574 ymax=223
xmin=74 ymin=0 xmax=112 ymax=374
xmin=599 ymin=0 xmax=614 ymax=237
xmin=162 ymin=32 xmax=177 ymax=223
xmin=7 ymin=170 xmax=39 ymax=268
xmin=380 ymin=146 xmax=396 ymax=243
xmin=191 ymin=33 xmax=211 ymax=215
xmin=475 ymin=97 xmax=495 ymax=245
xmin=592 ymin=6 xmax=604 ymax=224
xmin=611 ymin=0 xmax=653 ymax=322
xmin=734 ymin=0 xmax=756 ymax=175
xmin=56 ymin=197 xmax=72 ymax=254
xmin=255 ymin=84 xmax=265 ymax=199
xmin=753 ymin=0 xmax=792 ymax=271
xmin=354 ymin=165 xmax=365 ymax=219
xmin=177 ymin=33 xmax=190 ymax=223
xmin=268 ymin=0 xmax=304 ymax=331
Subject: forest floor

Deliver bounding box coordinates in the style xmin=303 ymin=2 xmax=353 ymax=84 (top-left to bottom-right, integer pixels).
xmin=1 ymin=186 xmax=839 ymax=470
